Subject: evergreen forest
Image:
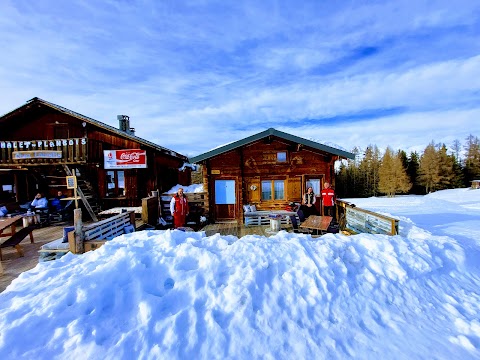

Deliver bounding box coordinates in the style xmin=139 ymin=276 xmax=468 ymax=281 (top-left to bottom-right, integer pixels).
xmin=336 ymin=134 xmax=480 ymax=198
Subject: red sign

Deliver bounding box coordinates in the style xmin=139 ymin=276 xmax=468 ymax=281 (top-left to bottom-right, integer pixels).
xmin=104 ymin=150 xmax=147 ymax=169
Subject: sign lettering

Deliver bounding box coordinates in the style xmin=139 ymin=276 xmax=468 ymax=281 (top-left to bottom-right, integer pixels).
xmin=0 ymin=138 xmax=87 ymax=150
xmin=104 ymin=149 xmax=147 ymax=169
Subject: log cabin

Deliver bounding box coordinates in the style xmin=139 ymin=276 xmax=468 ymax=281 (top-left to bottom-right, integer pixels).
xmin=0 ymin=97 xmax=190 ymax=220
xmin=189 ymin=128 xmax=355 ymax=224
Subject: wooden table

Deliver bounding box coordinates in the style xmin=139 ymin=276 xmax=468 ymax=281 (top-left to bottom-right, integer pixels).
xmin=0 ymin=215 xmax=23 ymax=274
xmin=299 ymin=215 xmax=333 ymax=235
xmin=0 ymin=215 xmax=23 ymax=238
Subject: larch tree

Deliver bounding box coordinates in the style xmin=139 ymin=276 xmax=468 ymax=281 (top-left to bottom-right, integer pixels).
xmin=378 ymin=147 xmax=412 ymax=197
xmin=418 ymin=142 xmax=440 ymax=193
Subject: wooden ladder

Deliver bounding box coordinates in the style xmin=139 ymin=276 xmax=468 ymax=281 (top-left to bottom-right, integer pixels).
xmin=62 ymin=164 xmax=98 ymax=222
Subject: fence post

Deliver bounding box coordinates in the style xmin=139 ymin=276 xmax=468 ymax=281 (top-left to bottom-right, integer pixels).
xmin=74 ymin=208 xmax=84 ymax=254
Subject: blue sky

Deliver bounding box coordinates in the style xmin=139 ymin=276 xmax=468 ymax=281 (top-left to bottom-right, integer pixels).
xmin=1 ymin=0 xmax=480 ymax=158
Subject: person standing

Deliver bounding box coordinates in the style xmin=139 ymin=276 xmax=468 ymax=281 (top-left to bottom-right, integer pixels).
xmin=321 ymin=182 xmax=336 ymax=218
xmin=301 ymin=186 xmax=317 ymax=218
xmin=170 ymin=188 xmax=189 ymax=228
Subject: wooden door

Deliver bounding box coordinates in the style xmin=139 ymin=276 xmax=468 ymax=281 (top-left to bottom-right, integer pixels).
xmin=304 ymin=175 xmax=323 ymax=214
xmin=214 ymin=179 xmax=236 ymax=220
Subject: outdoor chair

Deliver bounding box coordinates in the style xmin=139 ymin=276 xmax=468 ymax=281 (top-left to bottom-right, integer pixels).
xmin=50 ymin=200 xmax=74 ymax=223
xmin=35 ymin=207 xmax=50 ymax=227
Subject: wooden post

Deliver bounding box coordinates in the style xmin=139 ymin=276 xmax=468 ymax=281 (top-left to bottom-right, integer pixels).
xmin=0 ymin=260 xmax=3 ymax=275
xmin=142 ymin=197 xmax=149 ymax=224
xmin=129 ymin=211 xmax=136 ymax=228
xmin=74 ymin=208 xmax=84 ymax=254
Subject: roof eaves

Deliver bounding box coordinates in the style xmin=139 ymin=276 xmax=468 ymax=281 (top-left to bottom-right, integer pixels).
xmin=189 ymin=127 xmax=355 ymax=162
xmin=15 ymin=98 xmax=188 ymax=161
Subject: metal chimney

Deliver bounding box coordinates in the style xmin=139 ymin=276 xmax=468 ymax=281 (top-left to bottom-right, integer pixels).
xmin=117 ymin=115 xmax=130 ymax=132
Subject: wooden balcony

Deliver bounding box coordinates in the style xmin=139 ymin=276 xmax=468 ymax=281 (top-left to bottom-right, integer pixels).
xmin=0 ymin=138 xmax=87 ymax=166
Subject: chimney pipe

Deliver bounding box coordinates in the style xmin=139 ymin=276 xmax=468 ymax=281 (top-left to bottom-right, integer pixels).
xmin=117 ymin=115 xmax=130 ymax=132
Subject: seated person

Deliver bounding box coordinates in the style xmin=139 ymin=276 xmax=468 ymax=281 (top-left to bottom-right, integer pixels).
xmin=50 ymin=190 xmax=66 ymax=212
xmin=30 ymin=192 xmax=48 ymax=209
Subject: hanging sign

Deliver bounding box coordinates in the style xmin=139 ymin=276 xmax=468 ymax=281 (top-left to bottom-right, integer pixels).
xmin=12 ymin=151 xmax=62 ymax=159
xmin=104 ymin=149 xmax=147 ymax=169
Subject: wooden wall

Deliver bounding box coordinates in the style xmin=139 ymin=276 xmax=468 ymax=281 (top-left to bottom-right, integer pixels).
xmin=0 ymin=104 xmax=189 ymax=207
xmin=200 ymin=137 xmax=336 ymax=223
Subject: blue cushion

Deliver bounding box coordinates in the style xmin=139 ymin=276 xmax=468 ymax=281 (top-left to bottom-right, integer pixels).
xmin=123 ymin=224 xmax=135 ymax=234
xmin=62 ymin=226 xmax=75 ymax=243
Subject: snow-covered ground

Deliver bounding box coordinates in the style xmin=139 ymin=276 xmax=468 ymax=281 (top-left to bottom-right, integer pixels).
xmin=1 ymin=188 xmax=480 ymax=359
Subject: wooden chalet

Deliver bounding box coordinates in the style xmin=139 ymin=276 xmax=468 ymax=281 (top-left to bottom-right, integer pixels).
xmin=0 ymin=97 xmax=190 ymax=220
xmin=189 ymin=128 xmax=355 ymax=224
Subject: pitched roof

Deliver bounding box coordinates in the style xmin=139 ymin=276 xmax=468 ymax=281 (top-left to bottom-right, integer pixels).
xmin=0 ymin=97 xmax=187 ymax=161
xmin=189 ymin=128 xmax=355 ymax=163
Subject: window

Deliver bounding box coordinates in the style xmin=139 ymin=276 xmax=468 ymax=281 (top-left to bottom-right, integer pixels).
xmin=54 ymin=125 xmax=69 ymax=139
xmin=261 ymin=180 xmax=285 ymax=200
xmin=277 ymin=152 xmax=287 ymax=162
xmin=106 ymin=170 xmax=125 ymax=197
xmin=215 ymin=180 xmax=236 ymax=204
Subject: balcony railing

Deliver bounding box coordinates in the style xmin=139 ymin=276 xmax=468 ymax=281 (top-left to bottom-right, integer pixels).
xmin=0 ymin=138 xmax=88 ymax=165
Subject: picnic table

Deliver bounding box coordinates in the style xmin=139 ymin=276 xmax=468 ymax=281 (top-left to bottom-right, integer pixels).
xmin=299 ymin=215 xmax=333 ymax=235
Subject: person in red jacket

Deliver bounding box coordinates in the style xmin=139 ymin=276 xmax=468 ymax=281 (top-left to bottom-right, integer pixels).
xmin=321 ymin=182 xmax=336 ymax=218
xmin=169 ymin=188 xmax=189 ymax=228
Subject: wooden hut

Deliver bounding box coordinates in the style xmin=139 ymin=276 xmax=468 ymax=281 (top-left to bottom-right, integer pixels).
xmin=0 ymin=97 xmax=190 ymax=220
xmin=189 ymin=128 xmax=355 ymax=224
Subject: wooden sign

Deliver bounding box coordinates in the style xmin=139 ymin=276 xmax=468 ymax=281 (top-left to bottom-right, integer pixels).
xmin=211 ymin=170 xmax=221 ymax=174
xmin=66 ymin=176 xmax=77 ymax=189
xmin=12 ymin=151 xmax=62 ymax=159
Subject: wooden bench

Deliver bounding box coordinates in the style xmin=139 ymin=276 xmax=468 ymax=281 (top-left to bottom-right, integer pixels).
xmin=69 ymin=210 xmax=136 ymax=254
xmin=0 ymin=225 xmax=36 ymax=260
xmin=244 ymin=210 xmax=298 ymax=226
xmin=39 ymin=210 xmax=136 ymax=260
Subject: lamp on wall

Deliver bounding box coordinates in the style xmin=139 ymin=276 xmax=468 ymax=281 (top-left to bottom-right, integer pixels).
xmin=82 ymin=122 xmax=86 ymax=127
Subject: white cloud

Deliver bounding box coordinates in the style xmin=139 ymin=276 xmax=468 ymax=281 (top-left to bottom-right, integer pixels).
xmin=0 ymin=0 xmax=480 ymax=157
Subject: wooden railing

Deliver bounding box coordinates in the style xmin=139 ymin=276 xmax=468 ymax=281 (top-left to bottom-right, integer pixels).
xmin=160 ymin=192 xmax=208 ymax=225
xmin=336 ymin=199 xmax=399 ymax=236
xmin=0 ymin=138 xmax=87 ymax=165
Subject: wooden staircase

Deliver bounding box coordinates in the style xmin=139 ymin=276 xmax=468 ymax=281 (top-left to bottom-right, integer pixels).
xmin=62 ymin=165 xmax=100 ymax=222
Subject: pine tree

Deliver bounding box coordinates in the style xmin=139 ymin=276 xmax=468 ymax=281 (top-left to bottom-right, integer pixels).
xmin=418 ymin=142 xmax=440 ymax=193
xmin=359 ymin=145 xmax=380 ymax=197
xmin=407 ymin=151 xmax=423 ymax=194
xmin=378 ymin=147 xmax=412 ymax=197
xmin=464 ymin=134 xmax=480 ymax=183
xmin=437 ymin=144 xmax=455 ymax=190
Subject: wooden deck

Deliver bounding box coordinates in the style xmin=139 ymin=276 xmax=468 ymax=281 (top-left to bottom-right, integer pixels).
xmin=0 ymin=218 xmax=144 ymax=293
xmin=0 ymin=223 xmax=65 ymax=293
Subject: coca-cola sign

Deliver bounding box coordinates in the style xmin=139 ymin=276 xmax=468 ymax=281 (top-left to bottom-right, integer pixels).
xmin=104 ymin=149 xmax=147 ymax=169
